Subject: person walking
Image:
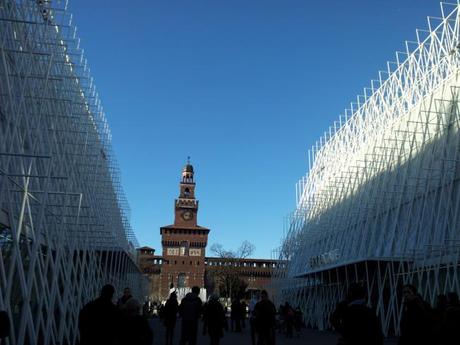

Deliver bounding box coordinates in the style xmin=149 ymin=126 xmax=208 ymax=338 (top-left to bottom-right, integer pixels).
xmin=241 ymin=300 xmax=247 ymax=329
xmin=248 ymin=294 xmax=259 ymax=345
xmin=179 ymin=286 xmax=203 ymax=345
xmin=231 ymin=299 xmax=242 ymax=332
xmin=331 ymin=296 xmax=349 ymax=337
xmin=117 ymin=287 xmax=133 ymax=310
xmin=333 ymin=283 xmax=383 ymax=345
xmin=120 ymin=298 xmax=153 ymax=345
xmin=398 ymin=284 xmax=432 ymax=345
xmin=142 ymin=301 xmax=150 ymax=317
xmin=78 ymin=284 xmax=122 ymax=345
xmin=203 ymin=295 xmax=226 ymax=345
xmin=164 ymin=292 xmax=179 ymax=345
xmin=284 ymin=302 xmax=295 ymax=338
xmin=277 ymin=304 xmax=285 ymax=335
xmin=294 ymin=307 xmax=302 ymax=338
xmin=254 ymin=290 xmax=277 ymax=345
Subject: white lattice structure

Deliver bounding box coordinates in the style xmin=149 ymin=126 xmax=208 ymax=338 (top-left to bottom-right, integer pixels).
xmin=273 ymin=1 xmax=460 ymax=336
xmin=0 ymin=1 xmax=145 ymax=344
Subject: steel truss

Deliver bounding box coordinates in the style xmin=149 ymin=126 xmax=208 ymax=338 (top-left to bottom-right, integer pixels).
xmin=273 ymin=1 xmax=460 ymax=336
xmin=0 ymin=1 xmax=145 ymax=344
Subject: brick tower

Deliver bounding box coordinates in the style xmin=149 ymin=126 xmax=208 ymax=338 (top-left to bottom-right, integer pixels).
xmin=159 ymin=159 xmax=209 ymax=299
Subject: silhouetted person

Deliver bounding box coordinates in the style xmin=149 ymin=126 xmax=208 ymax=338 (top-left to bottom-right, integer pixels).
xmin=278 ymin=304 xmax=286 ymax=334
xmin=440 ymin=292 xmax=460 ymax=345
xmin=203 ymin=295 xmax=226 ymax=345
xmin=164 ymin=292 xmax=179 ymax=345
xmin=248 ymin=294 xmax=259 ymax=345
xmin=284 ymin=302 xmax=294 ymax=338
xmin=158 ymin=303 xmax=165 ymax=319
xmin=254 ymin=290 xmax=276 ymax=345
xmin=294 ymin=307 xmax=302 ymax=337
xmin=398 ymin=284 xmax=432 ymax=345
xmin=120 ymin=298 xmax=153 ymax=345
xmin=0 ymin=310 xmax=10 ymax=344
xmin=241 ymin=300 xmax=247 ymax=329
xmin=79 ymin=284 xmax=121 ymax=345
xmin=117 ymin=287 xmax=133 ymax=310
xmin=179 ymin=286 xmax=202 ymax=345
xmin=331 ymin=298 xmax=349 ymax=335
xmin=231 ymin=299 xmax=242 ymax=332
xmin=333 ymin=283 xmax=383 ymax=345
xmin=331 ymin=285 xmax=361 ymax=334
xmin=142 ymin=301 xmax=150 ymax=317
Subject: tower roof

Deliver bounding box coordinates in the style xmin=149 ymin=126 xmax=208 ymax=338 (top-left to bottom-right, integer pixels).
xmin=183 ymin=163 xmax=194 ymax=173
xmin=183 ymin=156 xmax=194 ymax=173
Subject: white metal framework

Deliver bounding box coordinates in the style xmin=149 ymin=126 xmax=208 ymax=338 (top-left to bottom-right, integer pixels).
xmin=0 ymin=1 xmax=144 ymax=344
xmin=273 ymin=1 xmax=460 ymax=336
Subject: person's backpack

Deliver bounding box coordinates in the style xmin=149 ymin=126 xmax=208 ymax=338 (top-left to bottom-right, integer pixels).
xmin=0 ymin=311 xmax=10 ymax=339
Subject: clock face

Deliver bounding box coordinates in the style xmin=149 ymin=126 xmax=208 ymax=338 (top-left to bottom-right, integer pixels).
xmin=181 ymin=211 xmax=193 ymax=221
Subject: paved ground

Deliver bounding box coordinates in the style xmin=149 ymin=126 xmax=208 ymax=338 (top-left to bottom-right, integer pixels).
xmin=149 ymin=318 xmax=398 ymax=345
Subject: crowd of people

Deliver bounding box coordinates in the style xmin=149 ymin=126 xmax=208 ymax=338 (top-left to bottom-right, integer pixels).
xmin=159 ymin=287 xmax=279 ymax=345
xmin=77 ymin=284 xmax=281 ymax=345
xmin=397 ymin=285 xmax=460 ymax=345
xmin=76 ymin=282 xmax=460 ymax=345
xmin=276 ymin=302 xmax=303 ymax=338
xmin=331 ymin=283 xmax=460 ymax=345
xmin=78 ymin=285 xmax=153 ymax=345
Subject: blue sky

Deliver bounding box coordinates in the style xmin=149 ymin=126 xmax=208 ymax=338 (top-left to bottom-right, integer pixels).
xmin=68 ymin=0 xmax=442 ymax=258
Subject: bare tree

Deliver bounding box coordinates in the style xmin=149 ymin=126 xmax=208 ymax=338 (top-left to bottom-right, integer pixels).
xmin=236 ymin=241 xmax=255 ymax=259
xmin=208 ymin=241 xmax=255 ymax=299
xmin=210 ymin=241 xmax=255 ymax=259
xmin=210 ymin=243 xmax=234 ymax=258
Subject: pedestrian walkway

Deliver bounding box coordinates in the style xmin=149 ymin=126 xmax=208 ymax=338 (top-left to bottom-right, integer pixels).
xmin=149 ymin=318 xmax=398 ymax=345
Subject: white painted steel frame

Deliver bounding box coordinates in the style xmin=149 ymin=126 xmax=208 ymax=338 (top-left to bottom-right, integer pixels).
xmin=273 ymin=1 xmax=460 ymax=336
xmin=0 ymin=1 xmax=145 ymax=344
